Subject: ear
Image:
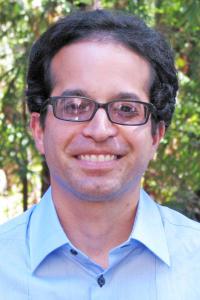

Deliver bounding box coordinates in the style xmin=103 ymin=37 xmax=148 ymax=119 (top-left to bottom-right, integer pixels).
xmin=30 ymin=113 xmax=45 ymax=155
xmin=151 ymin=121 xmax=165 ymax=157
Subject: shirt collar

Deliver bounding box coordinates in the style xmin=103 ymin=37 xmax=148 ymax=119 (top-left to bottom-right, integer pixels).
xmin=29 ymin=187 xmax=170 ymax=273
xmin=29 ymin=187 xmax=70 ymax=273
xmin=130 ymin=189 xmax=170 ymax=266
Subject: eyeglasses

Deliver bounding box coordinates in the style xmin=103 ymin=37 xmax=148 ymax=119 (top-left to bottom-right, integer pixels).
xmin=42 ymin=96 xmax=157 ymax=126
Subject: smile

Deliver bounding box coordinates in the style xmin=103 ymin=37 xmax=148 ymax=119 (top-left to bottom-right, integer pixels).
xmin=78 ymin=154 xmax=118 ymax=162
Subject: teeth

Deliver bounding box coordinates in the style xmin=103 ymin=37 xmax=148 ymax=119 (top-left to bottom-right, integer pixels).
xmin=79 ymin=154 xmax=117 ymax=162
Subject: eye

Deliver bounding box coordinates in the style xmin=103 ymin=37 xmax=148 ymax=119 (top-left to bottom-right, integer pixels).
xmin=63 ymin=102 xmax=78 ymax=113
xmin=62 ymin=98 xmax=90 ymax=114
xmin=113 ymin=102 xmax=140 ymax=118
xmin=119 ymin=104 xmax=138 ymax=114
xmin=78 ymin=102 xmax=91 ymax=112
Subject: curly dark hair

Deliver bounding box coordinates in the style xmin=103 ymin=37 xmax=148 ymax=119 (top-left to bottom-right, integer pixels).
xmin=26 ymin=9 xmax=178 ymax=132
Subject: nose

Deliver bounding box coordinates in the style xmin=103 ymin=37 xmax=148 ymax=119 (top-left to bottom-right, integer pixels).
xmin=82 ymin=108 xmax=118 ymax=142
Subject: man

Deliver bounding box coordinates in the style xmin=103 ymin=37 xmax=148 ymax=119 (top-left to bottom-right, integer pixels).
xmin=0 ymin=9 xmax=200 ymax=299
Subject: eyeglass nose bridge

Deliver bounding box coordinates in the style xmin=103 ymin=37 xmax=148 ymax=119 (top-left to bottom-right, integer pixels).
xmin=91 ymin=101 xmax=112 ymax=122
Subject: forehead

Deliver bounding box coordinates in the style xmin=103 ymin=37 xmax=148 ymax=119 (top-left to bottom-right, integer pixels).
xmin=50 ymin=40 xmax=152 ymax=100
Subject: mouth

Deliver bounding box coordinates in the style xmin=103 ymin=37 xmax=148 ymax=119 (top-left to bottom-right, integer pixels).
xmin=76 ymin=154 xmax=122 ymax=162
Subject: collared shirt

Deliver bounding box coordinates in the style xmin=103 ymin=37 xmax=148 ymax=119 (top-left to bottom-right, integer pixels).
xmin=0 ymin=188 xmax=200 ymax=299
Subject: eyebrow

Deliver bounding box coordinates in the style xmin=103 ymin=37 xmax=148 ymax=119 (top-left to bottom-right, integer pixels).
xmin=60 ymin=89 xmax=89 ymax=97
xmin=59 ymin=90 xmax=142 ymax=101
xmin=113 ymin=92 xmax=141 ymax=101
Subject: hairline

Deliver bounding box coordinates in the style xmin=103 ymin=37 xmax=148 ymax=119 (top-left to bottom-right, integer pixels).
xmin=49 ymin=36 xmax=155 ymax=93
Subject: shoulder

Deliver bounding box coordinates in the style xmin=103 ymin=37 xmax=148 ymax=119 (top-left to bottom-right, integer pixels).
xmin=0 ymin=207 xmax=36 ymax=294
xmin=157 ymin=204 xmax=200 ymax=292
xmin=0 ymin=206 xmax=35 ymax=250
xmin=158 ymin=204 xmax=200 ymax=258
xmin=0 ymin=206 xmax=36 ymax=269
xmin=158 ymin=203 xmax=200 ymax=233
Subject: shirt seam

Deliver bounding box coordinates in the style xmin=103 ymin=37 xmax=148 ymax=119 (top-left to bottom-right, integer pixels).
xmin=162 ymin=217 xmax=200 ymax=231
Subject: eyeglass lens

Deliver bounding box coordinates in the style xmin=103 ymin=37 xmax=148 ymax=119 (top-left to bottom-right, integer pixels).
xmin=55 ymin=97 xmax=96 ymax=121
xmin=53 ymin=97 xmax=149 ymax=125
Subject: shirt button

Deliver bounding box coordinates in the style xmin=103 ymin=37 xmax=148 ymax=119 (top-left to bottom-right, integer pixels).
xmin=70 ymin=249 xmax=78 ymax=255
xmin=97 ymin=275 xmax=105 ymax=287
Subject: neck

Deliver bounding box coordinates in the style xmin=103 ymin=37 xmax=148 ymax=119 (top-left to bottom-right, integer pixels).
xmin=51 ymin=184 xmax=140 ymax=268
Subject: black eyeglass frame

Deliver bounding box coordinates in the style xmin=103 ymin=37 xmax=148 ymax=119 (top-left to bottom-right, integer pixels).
xmin=41 ymin=96 xmax=158 ymax=126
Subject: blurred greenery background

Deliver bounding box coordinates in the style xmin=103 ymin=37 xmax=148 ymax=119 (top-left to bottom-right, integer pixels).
xmin=0 ymin=0 xmax=199 ymax=223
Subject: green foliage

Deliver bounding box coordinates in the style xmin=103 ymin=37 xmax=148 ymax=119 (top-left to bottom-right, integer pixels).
xmin=142 ymin=0 xmax=200 ymax=220
xmin=0 ymin=0 xmax=199 ymax=219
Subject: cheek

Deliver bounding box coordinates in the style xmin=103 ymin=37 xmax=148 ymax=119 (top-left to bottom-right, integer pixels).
xmin=126 ymin=126 xmax=156 ymax=159
xmin=42 ymin=123 xmax=77 ymax=159
xmin=124 ymin=125 xmax=153 ymax=146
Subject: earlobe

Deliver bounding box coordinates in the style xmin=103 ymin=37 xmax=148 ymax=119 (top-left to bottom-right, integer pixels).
xmin=30 ymin=113 xmax=45 ymax=154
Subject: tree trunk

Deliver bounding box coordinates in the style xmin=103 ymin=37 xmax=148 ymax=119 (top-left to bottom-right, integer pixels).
xmin=22 ymin=173 xmax=28 ymax=211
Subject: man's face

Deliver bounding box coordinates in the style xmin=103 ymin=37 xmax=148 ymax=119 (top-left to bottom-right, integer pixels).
xmin=31 ymin=41 xmax=164 ymax=201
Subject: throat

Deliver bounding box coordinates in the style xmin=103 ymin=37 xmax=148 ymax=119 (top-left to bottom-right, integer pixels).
xmin=51 ymin=181 xmax=139 ymax=268
xmin=59 ymin=204 xmax=136 ymax=268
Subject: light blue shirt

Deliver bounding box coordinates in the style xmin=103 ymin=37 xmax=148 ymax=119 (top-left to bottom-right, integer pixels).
xmin=0 ymin=187 xmax=200 ymax=299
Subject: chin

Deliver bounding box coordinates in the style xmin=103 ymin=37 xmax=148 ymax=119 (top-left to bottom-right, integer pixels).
xmin=65 ymin=181 xmax=135 ymax=203
xmin=75 ymin=191 xmax=119 ymax=202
